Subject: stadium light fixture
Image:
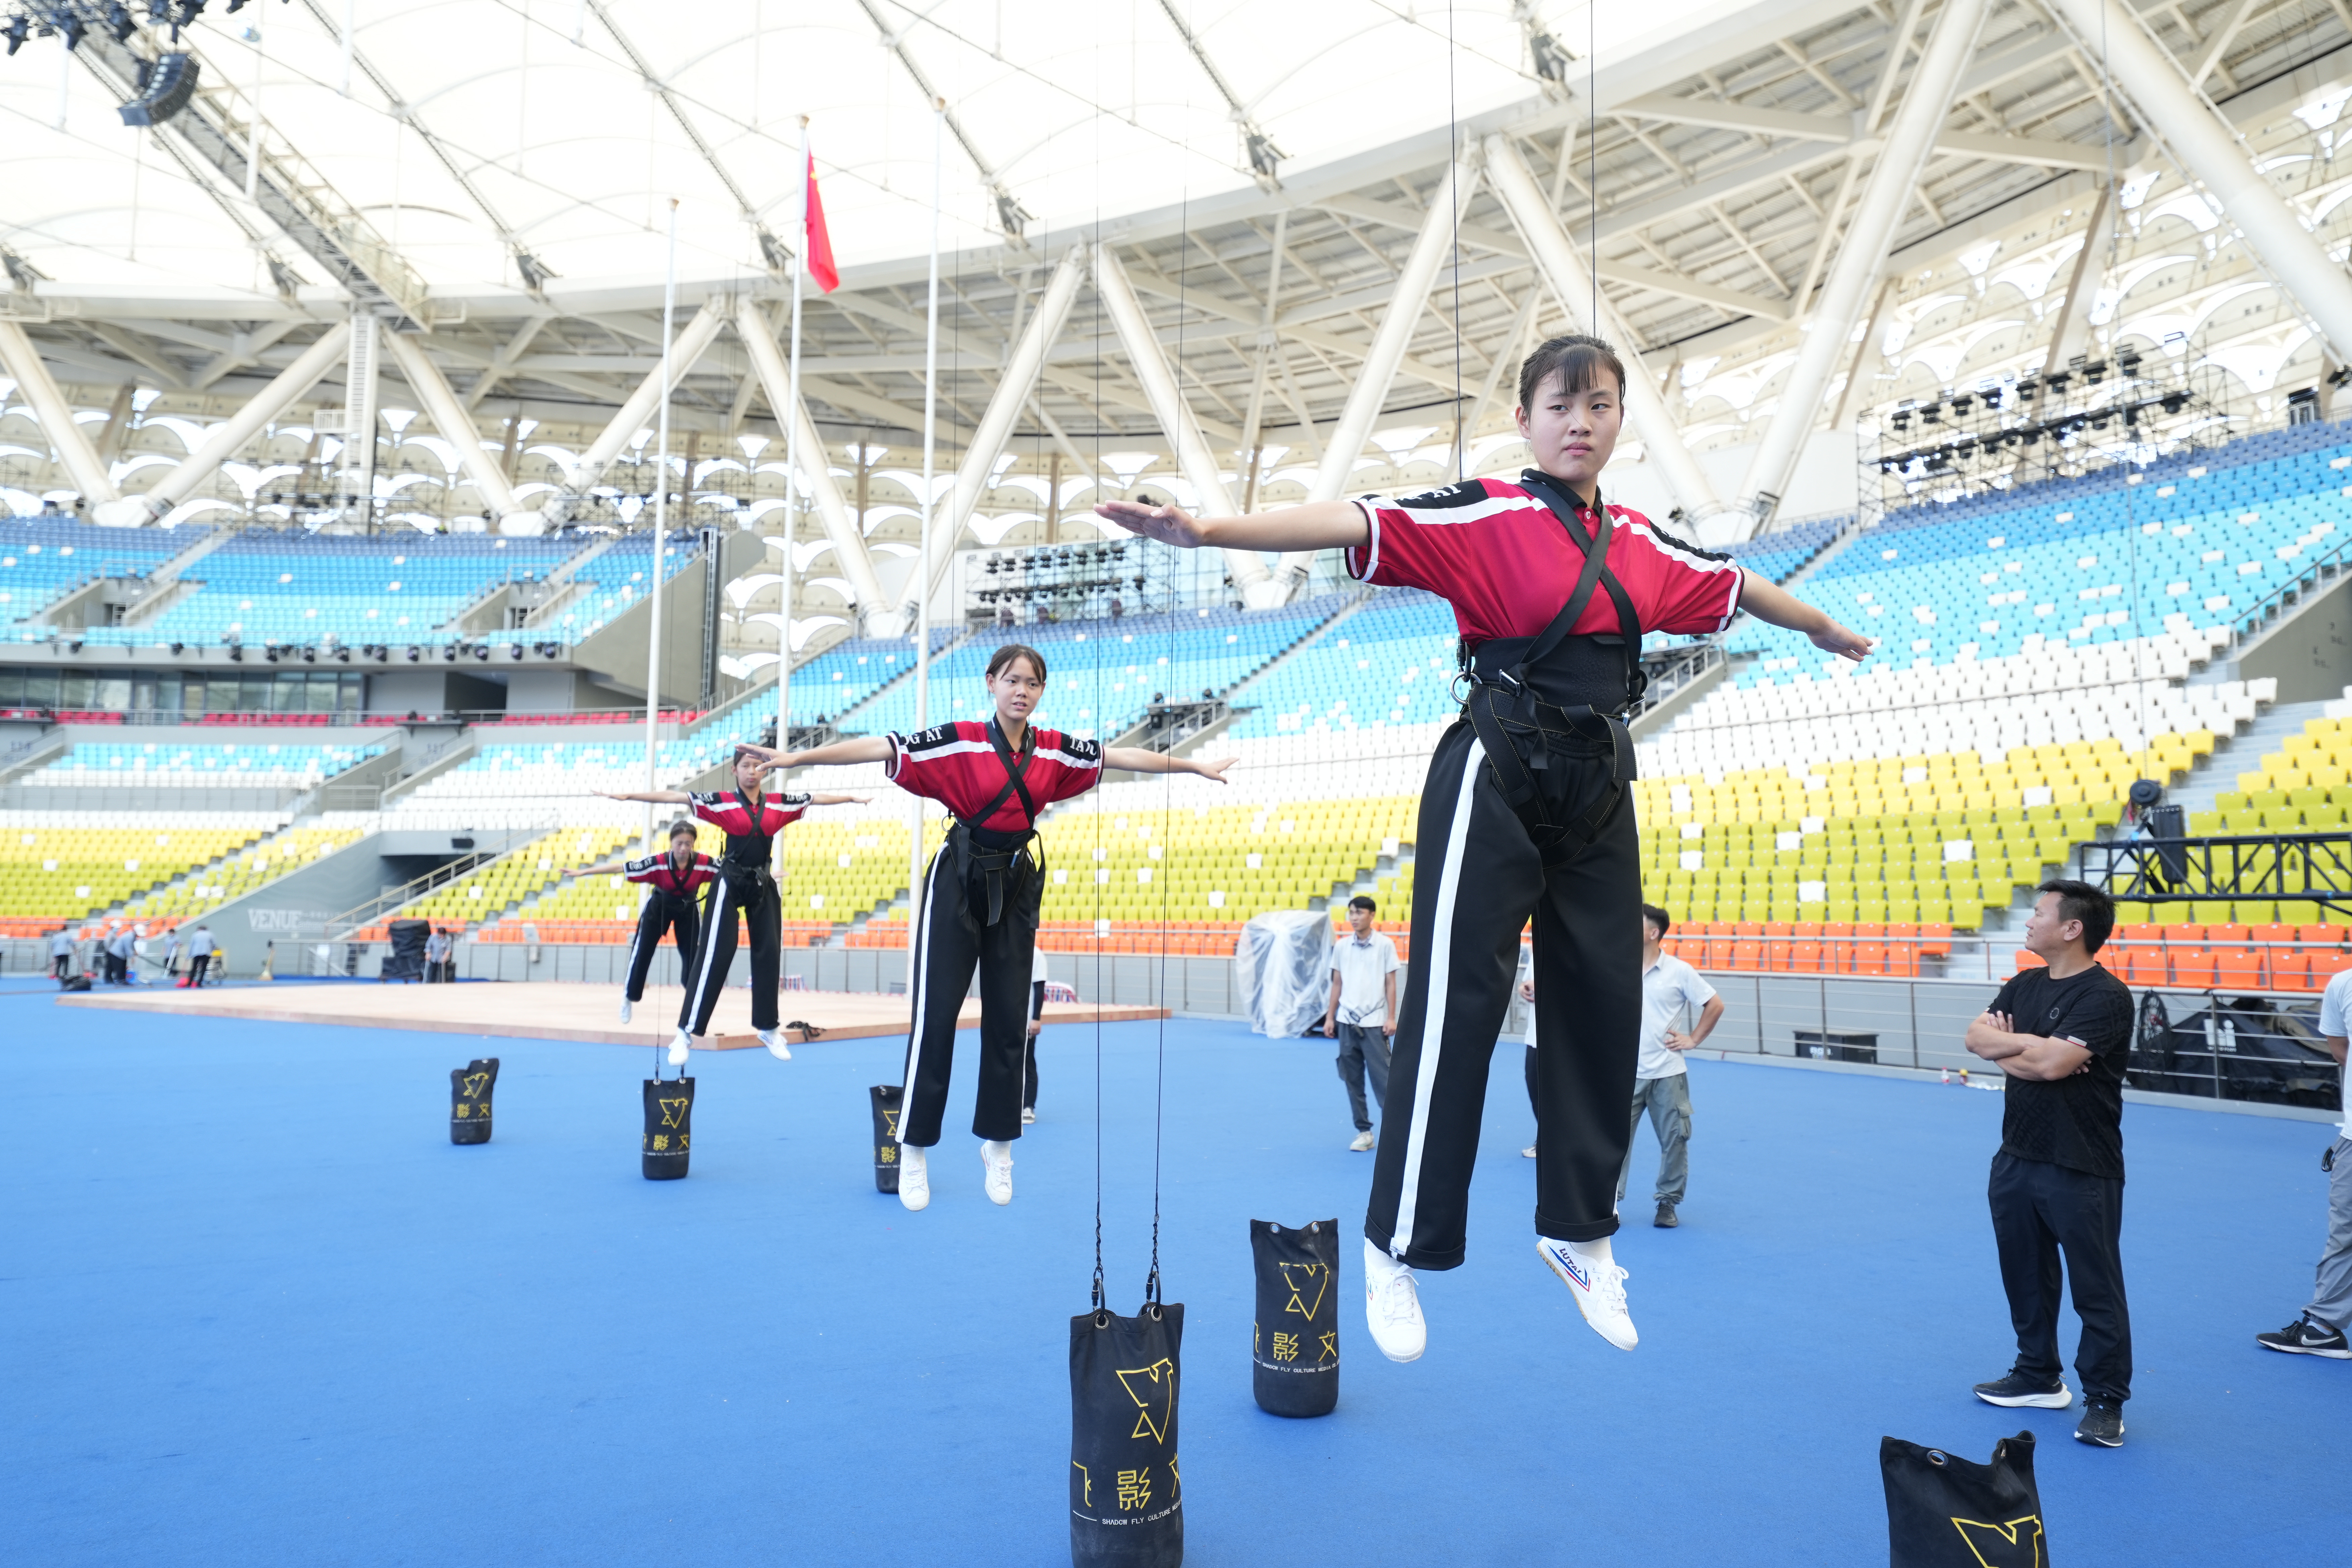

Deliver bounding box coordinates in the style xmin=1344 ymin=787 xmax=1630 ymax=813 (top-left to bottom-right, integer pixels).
xmin=4 ymin=18 xmax=28 ymax=55
xmin=405 ymin=645 xmax=420 ymax=662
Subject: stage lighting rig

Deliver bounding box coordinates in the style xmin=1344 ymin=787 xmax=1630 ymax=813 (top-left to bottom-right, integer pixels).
xmin=4 ymin=16 xmax=28 ymax=54
xmin=404 ymin=645 xmax=419 ymax=662
xmin=118 ymin=51 xmax=200 ymax=127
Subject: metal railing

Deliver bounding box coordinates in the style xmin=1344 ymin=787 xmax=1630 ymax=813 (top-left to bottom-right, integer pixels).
xmin=1632 ymin=642 xmax=1726 ymax=722
xmin=322 ymin=824 xmax=554 ymax=938
xmin=2230 ymin=528 xmax=2352 ymax=647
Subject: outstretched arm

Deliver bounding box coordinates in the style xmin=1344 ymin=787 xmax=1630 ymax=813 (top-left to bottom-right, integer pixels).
xmin=1094 ymin=497 xmax=1367 ymax=554
xmin=1739 ymin=570 xmax=1872 ymax=662
xmin=1102 ymin=748 xmax=1238 ymax=782
xmin=564 ymin=860 xmax=633 ymax=880
xmin=750 ymin=736 xmax=895 ymax=771
xmin=595 ymin=787 xmax=693 ymax=803
xmin=807 ymin=792 xmax=874 ymax=805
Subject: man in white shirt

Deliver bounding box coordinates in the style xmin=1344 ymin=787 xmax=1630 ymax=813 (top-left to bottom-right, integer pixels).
xmin=1322 ymin=895 xmax=1399 ymax=1153
xmin=2256 ymin=964 xmax=2352 ymax=1359
xmin=1618 ymin=904 xmax=1724 ymax=1228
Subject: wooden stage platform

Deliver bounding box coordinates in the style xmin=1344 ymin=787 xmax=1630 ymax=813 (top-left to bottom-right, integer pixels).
xmin=55 ymin=982 xmax=1165 ymax=1049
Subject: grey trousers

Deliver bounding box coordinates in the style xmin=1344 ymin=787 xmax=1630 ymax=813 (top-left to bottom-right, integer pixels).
xmin=1335 ymin=1022 xmax=1392 ymax=1133
xmin=2309 ymin=1137 xmax=2352 ymax=1332
xmin=1615 ymin=1071 xmax=1692 ymax=1207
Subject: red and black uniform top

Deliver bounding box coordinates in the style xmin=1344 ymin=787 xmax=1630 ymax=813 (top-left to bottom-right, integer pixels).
xmin=623 ymin=850 xmax=720 ymax=899
xmin=686 ymin=789 xmax=810 ymax=872
xmin=885 ymin=719 xmax=1102 ymax=832
xmin=1347 ymin=474 xmax=1743 ymax=708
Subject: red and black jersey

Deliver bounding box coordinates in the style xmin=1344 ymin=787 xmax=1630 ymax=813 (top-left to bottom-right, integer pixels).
xmin=1346 ymin=474 xmax=1744 ymax=646
xmin=887 ymin=720 xmax=1100 ymax=832
xmin=687 ymin=788 xmax=809 ymax=867
xmin=624 ymin=850 xmax=719 ymax=898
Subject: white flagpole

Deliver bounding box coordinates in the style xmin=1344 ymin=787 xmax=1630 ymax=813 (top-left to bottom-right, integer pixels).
xmin=778 ymin=118 xmax=810 ymax=790
xmin=907 ymin=95 xmax=944 ymax=974
xmin=642 ymin=197 xmax=679 ymax=856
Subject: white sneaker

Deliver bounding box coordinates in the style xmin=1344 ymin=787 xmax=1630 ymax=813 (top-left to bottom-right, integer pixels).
xmin=1537 ymin=1237 xmax=1637 ymax=1351
xmin=1021 ymin=1106 xmax=1036 ymax=1125
xmin=981 ymin=1140 xmax=1014 ymax=1205
xmin=667 ymin=1029 xmax=691 ymax=1068
xmin=757 ymin=1027 xmax=791 ymax=1060
xmin=1348 ymin=1129 xmax=1375 ymax=1152
xmin=1520 ymin=1144 xmax=1537 ymax=1159
xmin=618 ymin=998 xmax=632 ymax=1024
xmin=898 ymin=1145 xmax=930 ymax=1211
xmin=1363 ymin=1238 xmax=1425 ymax=1362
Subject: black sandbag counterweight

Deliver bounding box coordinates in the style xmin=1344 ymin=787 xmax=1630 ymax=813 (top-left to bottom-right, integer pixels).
xmin=1069 ymin=1302 xmax=1184 ymax=1568
xmin=642 ymin=1076 xmax=696 ymax=1180
xmin=1880 ymin=1430 xmax=2049 ymax=1567
xmin=869 ymin=1084 xmax=904 ymax=1193
xmin=449 ymin=1058 xmax=499 ymax=1144
xmin=1249 ymin=1219 xmax=1338 ymax=1416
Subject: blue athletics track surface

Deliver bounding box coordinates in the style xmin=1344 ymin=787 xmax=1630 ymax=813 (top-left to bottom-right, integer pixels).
xmin=5 ymin=988 xmax=2345 ymax=1565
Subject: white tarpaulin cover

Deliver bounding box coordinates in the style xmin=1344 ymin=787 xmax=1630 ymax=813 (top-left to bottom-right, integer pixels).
xmin=1238 ymin=908 xmax=1334 ymax=1039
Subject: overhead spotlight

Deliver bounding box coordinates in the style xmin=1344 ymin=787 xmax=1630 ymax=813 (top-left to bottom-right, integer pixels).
xmin=106 ymin=4 xmax=136 ymax=43
xmin=1244 ymin=130 xmax=1286 ymax=183
xmin=118 ymin=53 xmax=201 ymax=127
xmin=514 ymin=250 xmax=555 ymax=292
xmin=66 ymin=639 xmax=83 ymax=654
xmin=1527 ymin=27 xmax=1576 ymax=85
xmin=167 ymin=641 xmax=184 ymax=654
xmin=473 ymin=643 xmax=490 ymax=661
xmin=264 ymin=644 xmax=280 ymax=663
xmin=402 ymin=644 xmax=418 ymax=662
xmin=443 ymin=644 xmax=459 ymax=663
xmin=60 ymin=13 xmax=87 ymax=50
xmin=4 ymin=17 xmax=27 ymax=55
xmin=507 ymin=643 xmax=524 ymax=661
xmin=228 ymin=645 xmax=243 ymax=663
xmin=335 ymin=647 xmax=350 ymax=663
xmin=301 ymin=645 xmax=316 ymax=663
xmin=539 ymin=642 xmax=560 ymax=659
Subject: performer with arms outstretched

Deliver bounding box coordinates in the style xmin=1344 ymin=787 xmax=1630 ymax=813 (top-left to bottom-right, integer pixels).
xmin=1099 ymin=334 xmax=1872 ymax=1362
xmin=566 ymin=816 xmax=719 ymax=1025
xmin=599 ymin=747 xmax=868 ymax=1064
xmin=756 ymin=642 xmax=1236 ymax=1212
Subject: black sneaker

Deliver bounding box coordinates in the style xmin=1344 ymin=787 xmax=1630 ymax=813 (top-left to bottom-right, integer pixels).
xmin=1972 ymin=1370 xmax=2072 ymax=1409
xmin=1653 ymin=1202 xmax=1679 ymax=1228
xmin=2256 ymin=1314 xmax=2352 ymax=1359
xmin=2073 ymin=1399 xmax=2125 ymax=1447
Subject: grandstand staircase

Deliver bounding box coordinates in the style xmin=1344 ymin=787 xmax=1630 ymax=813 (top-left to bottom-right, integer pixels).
xmin=2158 ymin=697 xmax=2329 ymax=821
xmin=116 ymin=524 xmax=234 ymax=628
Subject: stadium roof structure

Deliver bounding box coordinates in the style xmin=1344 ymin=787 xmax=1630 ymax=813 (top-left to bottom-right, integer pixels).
xmin=7 ymin=0 xmax=2352 ymax=624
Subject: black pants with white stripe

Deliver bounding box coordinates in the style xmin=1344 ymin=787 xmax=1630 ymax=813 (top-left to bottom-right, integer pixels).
xmin=1366 ymin=719 xmax=1643 ymax=1269
xmin=625 ymin=892 xmax=699 ymax=1003
xmin=899 ymin=850 xmax=1039 ymax=1146
xmin=678 ymin=869 xmax=779 ymax=1036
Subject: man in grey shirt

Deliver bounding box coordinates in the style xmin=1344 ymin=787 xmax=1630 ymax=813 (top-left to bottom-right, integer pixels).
xmin=1321 ymin=896 xmax=1399 ymax=1153
xmin=2256 ymin=963 xmax=2352 ymax=1361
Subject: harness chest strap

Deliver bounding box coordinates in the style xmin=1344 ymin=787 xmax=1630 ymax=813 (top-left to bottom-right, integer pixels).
xmin=954 ymin=720 xmax=1045 ymax=927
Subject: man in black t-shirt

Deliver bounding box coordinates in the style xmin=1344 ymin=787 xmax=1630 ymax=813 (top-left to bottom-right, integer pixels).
xmin=1963 ymin=878 xmax=2137 ymax=1449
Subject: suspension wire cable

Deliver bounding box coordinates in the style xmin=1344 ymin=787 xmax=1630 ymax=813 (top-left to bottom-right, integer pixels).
xmin=2098 ymin=3 xmax=2151 ymax=766
xmin=1089 ymin=59 xmax=1107 ymax=1319
xmin=1448 ymin=0 xmax=1464 ymax=482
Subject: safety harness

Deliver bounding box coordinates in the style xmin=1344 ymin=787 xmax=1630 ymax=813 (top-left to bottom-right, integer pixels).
xmin=1458 ymin=473 xmax=1647 ymax=868
xmin=947 ymin=718 xmax=1045 ymax=927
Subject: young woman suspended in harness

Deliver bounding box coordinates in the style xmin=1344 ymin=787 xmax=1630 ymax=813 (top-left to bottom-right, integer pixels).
xmin=565 ymin=817 xmax=720 ymax=1026
xmin=599 ymin=747 xmax=870 ymax=1065
xmin=1100 ymin=334 xmax=1873 ymax=1361
xmin=756 ymin=642 xmax=1237 ymax=1213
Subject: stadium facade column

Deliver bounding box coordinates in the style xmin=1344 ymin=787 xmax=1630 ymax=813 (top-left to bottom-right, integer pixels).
xmin=1483 ymin=132 xmax=1735 ymax=533
xmin=735 ymin=296 xmax=895 ymax=636
xmin=564 ymin=299 xmax=731 ymax=493
xmin=2044 ymin=0 xmax=2352 ymax=364
xmin=0 ymin=321 xmax=121 ymax=510
xmin=378 ymin=328 xmax=532 ymax=529
xmin=2040 ymin=182 xmax=2114 ymax=381
xmin=1274 ymin=151 xmax=1484 ymax=598
xmin=1736 ymin=0 xmax=1989 ymax=532
xmin=902 ymin=244 xmax=1086 ymax=628
xmin=1091 ymin=241 xmax=1282 ymax=608
xmin=91 ymin=326 xmax=350 ymax=527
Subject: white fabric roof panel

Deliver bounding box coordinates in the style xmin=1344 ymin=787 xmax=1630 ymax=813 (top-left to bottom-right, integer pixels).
xmin=0 ymin=0 xmax=1730 ymax=300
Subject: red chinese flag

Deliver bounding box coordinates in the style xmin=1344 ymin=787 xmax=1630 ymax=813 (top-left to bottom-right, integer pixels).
xmin=804 ymin=153 xmax=839 ymax=293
